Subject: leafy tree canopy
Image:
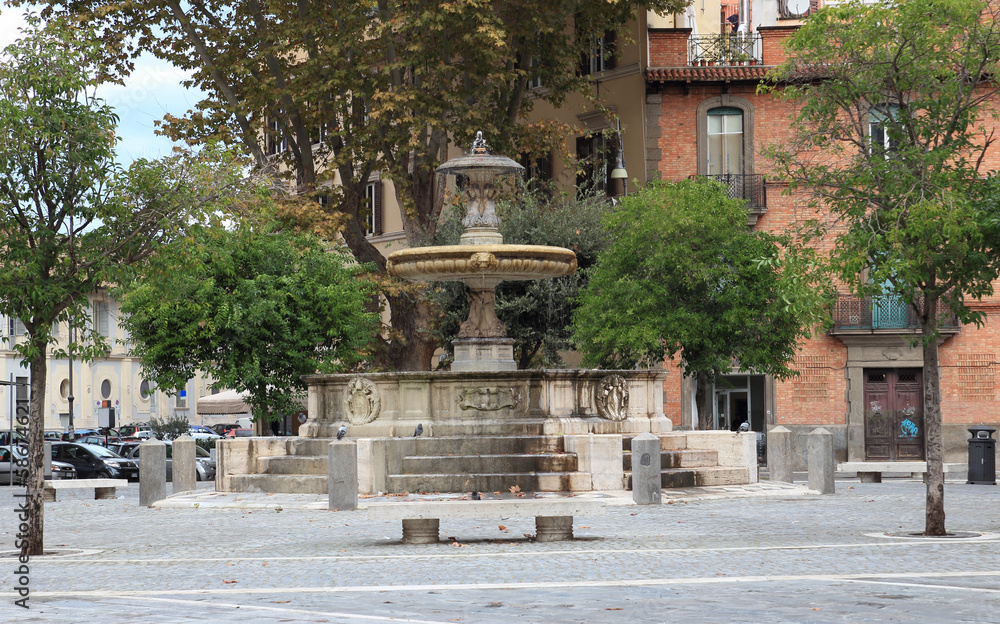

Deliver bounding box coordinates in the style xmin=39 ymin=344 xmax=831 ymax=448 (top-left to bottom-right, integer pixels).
xmin=117 ymin=219 xmax=381 ymax=422
xmin=27 ymin=0 xmax=693 ymax=371
xmin=572 ymin=179 xmax=830 ymax=426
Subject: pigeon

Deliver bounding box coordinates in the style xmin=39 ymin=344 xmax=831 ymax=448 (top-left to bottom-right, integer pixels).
xmin=738 ymin=421 xmax=750 ymax=432
xmin=337 ymin=424 xmax=347 ymax=440
xmin=471 ymin=491 xmax=481 ymax=500
xmin=414 ymin=423 xmax=424 ymax=437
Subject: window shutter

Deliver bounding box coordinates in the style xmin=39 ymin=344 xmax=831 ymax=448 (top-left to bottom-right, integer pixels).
xmin=604 ymin=31 xmax=617 ymax=71
xmin=373 ymin=178 xmax=383 ymax=236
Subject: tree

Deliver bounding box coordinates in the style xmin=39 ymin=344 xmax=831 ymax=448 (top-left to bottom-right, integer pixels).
xmin=572 ymin=179 xmax=831 ymax=429
xmin=763 ymin=0 xmax=1000 ymax=536
xmin=117 ymin=222 xmax=381 ymax=423
xmin=0 ymin=18 xmax=236 ymax=555
xmin=149 ymin=414 xmax=191 ymax=441
xmin=32 ymin=0 xmax=692 ymax=371
xmin=431 ymin=189 xmax=610 ymax=368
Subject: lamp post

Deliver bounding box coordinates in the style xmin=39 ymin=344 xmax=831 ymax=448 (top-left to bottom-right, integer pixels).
xmin=610 ymin=119 xmax=628 ymax=197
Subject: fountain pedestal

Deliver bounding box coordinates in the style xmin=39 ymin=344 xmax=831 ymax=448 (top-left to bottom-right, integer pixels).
xmin=452 ymin=337 xmax=517 ymax=372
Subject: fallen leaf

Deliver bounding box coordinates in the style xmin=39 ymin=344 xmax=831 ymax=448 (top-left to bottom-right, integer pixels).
xmin=271 ymin=600 xmax=290 ymax=603
xmin=509 ymin=485 xmax=521 ymax=493
xmin=606 ymin=608 xmax=623 ymax=611
xmin=499 ymin=524 xmax=508 ymax=531
xmin=222 ymin=579 xmax=238 ymax=584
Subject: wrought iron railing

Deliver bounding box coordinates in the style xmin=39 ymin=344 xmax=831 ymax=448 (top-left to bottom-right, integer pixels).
xmin=831 ymin=295 xmax=960 ymax=332
xmin=688 ymin=34 xmax=762 ymax=66
xmin=699 ymin=173 xmax=766 ymax=209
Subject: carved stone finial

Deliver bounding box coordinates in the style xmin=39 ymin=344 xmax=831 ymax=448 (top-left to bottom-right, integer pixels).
xmin=472 ymin=130 xmax=488 ymax=154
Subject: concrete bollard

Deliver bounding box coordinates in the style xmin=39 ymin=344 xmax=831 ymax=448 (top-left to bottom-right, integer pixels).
xmin=172 ymin=435 xmax=197 ymax=493
xmin=808 ymin=427 xmax=835 ymax=495
xmin=767 ymin=425 xmax=794 ymax=483
xmin=631 ymin=433 xmax=662 ymax=505
xmin=329 ymin=440 xmax=358 ymax=511
xmin=43 ymin=441 xmax=52 ymax=480
xmin=139 ymin=439 xmax=167 ymax=507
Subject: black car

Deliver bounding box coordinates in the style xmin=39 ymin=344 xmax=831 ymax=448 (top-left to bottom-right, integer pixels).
xmin=51 ymin=442 xmax=140 ymax=481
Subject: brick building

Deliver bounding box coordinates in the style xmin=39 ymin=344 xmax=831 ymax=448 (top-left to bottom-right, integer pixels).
xmin=641 ymin=11 xmax=1000 ymax=467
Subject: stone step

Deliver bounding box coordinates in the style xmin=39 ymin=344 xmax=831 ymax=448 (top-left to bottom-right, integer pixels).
xmin=622 ymin=433 xmax=688 ymax=452
xmin=400 ymin=453 xmax=578 ymax=474
xmin=423 ymin=422 xmax=547 ymax=437
xmin=287 ymin=438 xmax=331 ymax=456
xmin=405 ymin=436 xmax=566 ymax=455
xmin=386 ymin=471 xmax=592 ymax=494
xmin=227 ymin=473 xmax=328 ymax=494
xmin=623 ymin=449 xmax=719 ymax=471
xmin=260 ymin=455 xmax=328 ymax=475
xmin=625 ymin=466 xmax=750 ymax=489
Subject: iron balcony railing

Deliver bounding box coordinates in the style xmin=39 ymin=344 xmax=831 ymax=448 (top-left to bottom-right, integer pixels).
xmin=831 ymin=295 xmax=960 ymax=332
xmin=688 ymin=33 xmax=762 ymax=66
xmin=697 ymin=173 xmax=767 ymax=210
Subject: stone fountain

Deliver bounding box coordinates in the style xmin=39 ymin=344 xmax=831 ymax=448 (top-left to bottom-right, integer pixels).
xmin=298 ymin=132 xmax=670 ymax=442
xmin=217 ymin=135 xmax=692 ymax=496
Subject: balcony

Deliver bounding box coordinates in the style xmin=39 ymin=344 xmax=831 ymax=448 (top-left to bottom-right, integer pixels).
xmin=694 ymin=173 xmax=767 ymax=224
xmin=831 ymin=295 xmax=960 ymax=334
xmin=688 ymin=34 xmax=762 ymax=67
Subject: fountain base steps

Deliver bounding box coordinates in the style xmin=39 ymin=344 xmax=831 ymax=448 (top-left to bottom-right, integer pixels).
xmin=622 ymin=434 xmax=752 ymax=489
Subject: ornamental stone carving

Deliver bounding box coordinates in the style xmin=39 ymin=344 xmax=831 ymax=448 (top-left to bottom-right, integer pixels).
xmin=457 ymin=387 xmax=521 ymax=411
xmin=596 ymin=374 xmax=629 ymax=421
xmin=342 ymin=377 xmax=381 ymax=425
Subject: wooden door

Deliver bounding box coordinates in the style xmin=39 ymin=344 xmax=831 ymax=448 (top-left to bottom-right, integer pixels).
xmin=864 ymin=369 xmax=924 ymax=461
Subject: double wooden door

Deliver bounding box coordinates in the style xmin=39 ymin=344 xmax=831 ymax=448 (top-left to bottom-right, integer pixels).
xmin=864 ymin=369 xmax=924 ymax=461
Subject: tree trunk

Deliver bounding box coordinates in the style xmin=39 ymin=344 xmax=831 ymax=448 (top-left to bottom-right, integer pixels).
xmin=695 ymin=372 xmax=712 ymax=430
xmin=383 ymin=290 xmax=439 ymax=371
xmin=921 ymin=295 xmax=946 ymax=536
xmin=25 ymin=347 xmax=47 ymax=555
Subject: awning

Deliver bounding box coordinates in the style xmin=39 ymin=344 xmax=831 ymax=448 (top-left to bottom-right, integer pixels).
xmin=196 ymin=389 xmax=251 ymax=415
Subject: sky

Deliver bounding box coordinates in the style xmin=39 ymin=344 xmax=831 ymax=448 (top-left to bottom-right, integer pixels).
xmin=0 ymin=7 xmax=204 ymax=165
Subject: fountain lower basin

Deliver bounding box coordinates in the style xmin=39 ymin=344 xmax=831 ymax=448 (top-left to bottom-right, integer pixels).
xmin=386 ymin=244 xmax=577 ymax=288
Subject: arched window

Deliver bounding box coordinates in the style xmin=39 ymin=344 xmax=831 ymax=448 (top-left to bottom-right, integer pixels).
xmin=707 ymin=107 xmax=744 ymax=175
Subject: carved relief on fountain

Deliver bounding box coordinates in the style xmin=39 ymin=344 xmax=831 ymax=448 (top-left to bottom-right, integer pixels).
xmin=596 ymin=374 xmax=630 ymax=421
xmin=458 ymin=289 xmax=507 ymax=338
xmin=457 ymin=386 xmax=521 ymax=411
xmin=342 ymin=377 xmax=381 ymax=424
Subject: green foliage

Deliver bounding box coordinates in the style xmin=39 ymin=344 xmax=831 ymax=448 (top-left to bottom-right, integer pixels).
xmin=763 ymin=0 xmax=1000 ymax=336
xmin=573 ymin=179 xmax=830 ymax=378
xmin=195 ymin=438 xmax=217 ymax=453
xmin=29 ymin=0 xmax=692 ymax=370
xmin=149 ymin=414 xmax=190 ymax=441
xmin=430 ymin=189 xmax=610 ymax=368
xmin=117 ymin=221 xmax=381 ymax=422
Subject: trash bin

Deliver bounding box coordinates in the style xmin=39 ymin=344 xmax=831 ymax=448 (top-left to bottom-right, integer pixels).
xmin=967 ymin=425 xmax=996 ymax=485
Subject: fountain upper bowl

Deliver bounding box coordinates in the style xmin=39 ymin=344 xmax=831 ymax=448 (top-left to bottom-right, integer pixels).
xmin=386 ymin=244 xmax=577 ymax=286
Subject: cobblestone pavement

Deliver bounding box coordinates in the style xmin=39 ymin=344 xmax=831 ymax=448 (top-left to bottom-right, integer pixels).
xmin=1 ymin=478 xmax=998 ymax=623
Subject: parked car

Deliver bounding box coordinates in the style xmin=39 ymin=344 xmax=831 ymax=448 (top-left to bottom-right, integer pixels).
xmin=107 ymin=441 xmax=141 ymax=458
xmin=0 ymin=445 xmax=76 ymax=484
xmin=210 ymin=423 xmax=239 ymax=437
xmin=126 ymin=442 xmax=216 ymax=482
xmin=225 ymin=428 xmax=254 ymax=438
xmin=118 ymin=424 xmax=153 ymax=440
xmin=51 ymin=442 xmax=139 ymax=481
xmin=188 ymin=425 xmax=222 ymax=440
xmin=61 ymin=428 xmax=100 ymax=441
xmin=43 ymin=430 xmax=64 ymax=441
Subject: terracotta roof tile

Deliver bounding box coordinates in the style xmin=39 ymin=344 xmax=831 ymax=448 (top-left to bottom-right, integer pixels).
xmin=645 ymin=66 xmax=772 ymax=82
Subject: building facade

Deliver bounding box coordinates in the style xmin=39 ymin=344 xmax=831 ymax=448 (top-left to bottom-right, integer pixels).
xmin=1 ymin=294 xmax=220 ymax=434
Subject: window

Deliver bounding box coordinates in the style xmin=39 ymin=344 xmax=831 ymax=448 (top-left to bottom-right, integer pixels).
xmin=101 ymin=379 xmax=112 ymax=400
xmin=576 ymin=133 xmax=616 ymax=199
xmin=696 ymin=96 xmax=755 ymax=178
xmin=869 ymin=104 xmax=901 ymax=156
xmin=139 ymin=380 xmax=151 ymax=401
xmin=707 ymin=108 xmax=744 ymax=175
xmin=519 ymin=152 xmax=554 ymax=198
xmin=175 ymin=389 xmax=188 ymax=410
xmin=580 ymin=30 xmax=616 ymax=75
xmin=8 ymin=317 xmax=25 ymax=338
xmin=364 ymin=176 xmax=382 ymax=236
xmin=265 ymin=115 xmax=288 ymax=155
xmin=94 ymin=301 xmax=111 ymax=338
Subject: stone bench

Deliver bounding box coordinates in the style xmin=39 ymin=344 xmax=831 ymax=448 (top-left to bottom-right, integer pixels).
xmin=837 ymin=462 xmax=965 ymax=483
xmin=43 ymin=478 xmax=128 ymax=502
xmin=367 ymin=499 xmax=606 ymax=544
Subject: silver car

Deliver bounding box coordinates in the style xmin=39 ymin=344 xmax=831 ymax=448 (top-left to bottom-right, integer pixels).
xmin=0 ymin=445 xmax=76 ymax=484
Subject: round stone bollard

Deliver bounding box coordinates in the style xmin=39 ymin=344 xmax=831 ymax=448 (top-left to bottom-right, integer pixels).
xmin=172 ymin=435 xmax=197 ymax=493
xmin=807 ymin=428 xmax=835 ymax=495
xmin=139 ymin=438 xmax=167 ymax=507
xmin=631 ymin=433 xmax=662 ymax=505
